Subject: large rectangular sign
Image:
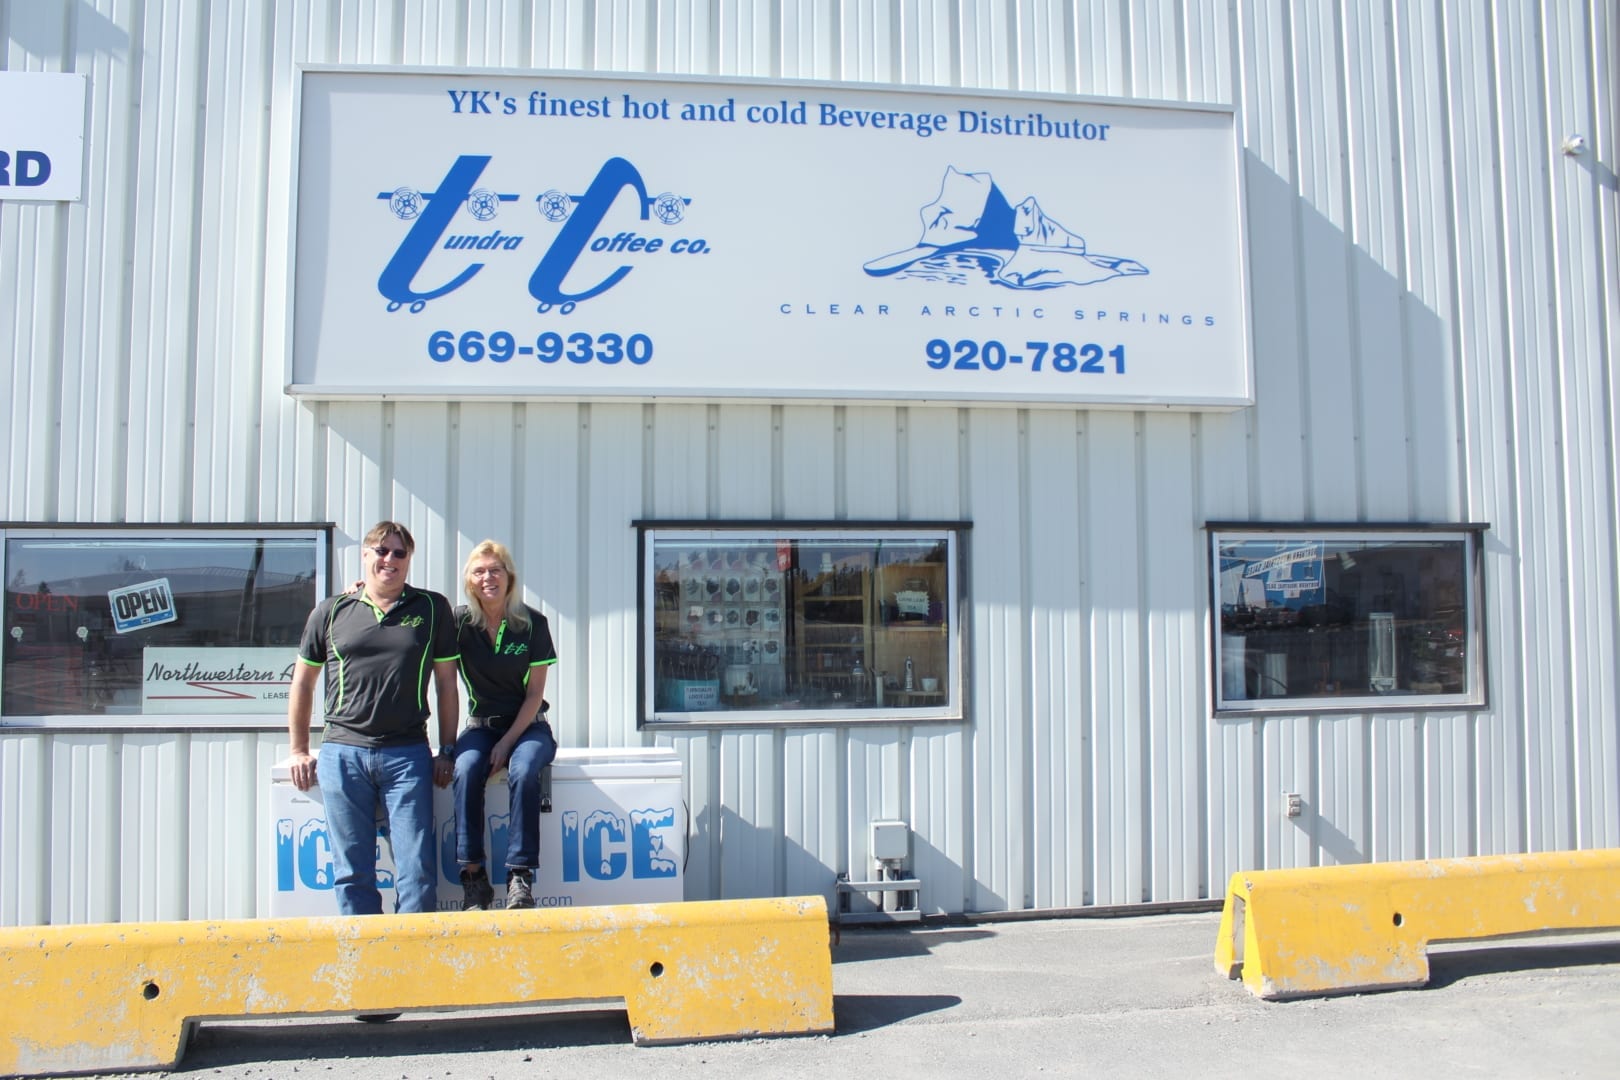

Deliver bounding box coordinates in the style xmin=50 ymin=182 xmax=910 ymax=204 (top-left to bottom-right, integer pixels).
xmin=0 ymin=72 xmax=86 ymax=201
xmin=290 ymin=69 xmax=1249 ymax=407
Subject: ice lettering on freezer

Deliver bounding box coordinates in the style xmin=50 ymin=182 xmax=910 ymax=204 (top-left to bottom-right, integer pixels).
xmin=438 ymin=811 xmax=512 ymax=884
xmin=560 ymin=805 xmax=678 ymax=882
xmin=438 ymin=819 xmax=458 ymax=882
xmin=374 ymin=825 xmax=395 ymax=889
xmin=582 ymin=809 xmax=627 ymax=880
xmin=631 ymin=808 xmax=678 ymax=878
xmin=298 ymin=819 xmax=333 ymax=889
xmin=274 ymin=817 xmax=391 ymax=892
xmin=276 ymin=819 xmax=295 ymax=890
xmin=487 ymin=812 xmax=511 ymax=883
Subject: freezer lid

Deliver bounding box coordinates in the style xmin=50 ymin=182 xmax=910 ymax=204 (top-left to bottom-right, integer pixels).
xmin=270 ymin=746 xmax=683 ymax=782
xmin=551 ymin=747 xmax=682 ymax=781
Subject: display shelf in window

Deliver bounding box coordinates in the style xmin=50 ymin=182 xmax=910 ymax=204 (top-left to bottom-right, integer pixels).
xmin=793 ymin=553 xmax=873 ymax=704
xmin=638 ymin=525 xmax=965 ymax=724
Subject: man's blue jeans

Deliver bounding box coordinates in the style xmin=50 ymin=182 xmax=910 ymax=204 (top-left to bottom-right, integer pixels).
xmin=316 ymin=741 xmax=438 ymax=915
xmin=453 ymin=721 xmax=558 ymax=871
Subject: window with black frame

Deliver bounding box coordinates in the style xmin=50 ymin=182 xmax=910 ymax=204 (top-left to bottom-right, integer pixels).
xmin=640 ymin=526 xmax=963 ymax=724
xmin=1211 ymin=527 xmax=1484 ymax=712
xmin=1 ymin=529 xmax=328 ymax=725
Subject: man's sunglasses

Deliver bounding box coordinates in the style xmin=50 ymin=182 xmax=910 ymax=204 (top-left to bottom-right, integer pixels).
xmin=370 ymin=545 xmax=409 ymax=560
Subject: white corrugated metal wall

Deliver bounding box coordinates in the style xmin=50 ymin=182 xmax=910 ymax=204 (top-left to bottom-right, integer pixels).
xmin=1 ymin=0 xmax=1615 ymax=925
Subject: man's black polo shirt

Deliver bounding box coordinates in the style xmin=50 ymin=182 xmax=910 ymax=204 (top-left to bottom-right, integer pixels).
xmin=454 ymin=604 xmax=558 ymax=730
xmin=298 ymin=587 xmax=460 ymax=746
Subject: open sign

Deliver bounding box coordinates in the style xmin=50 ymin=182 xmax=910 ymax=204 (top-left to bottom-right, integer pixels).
xmin=109 ymin=578 xmax=177 ymax=633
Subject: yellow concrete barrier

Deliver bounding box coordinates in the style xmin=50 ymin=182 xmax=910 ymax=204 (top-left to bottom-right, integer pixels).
xmin=1215 ymin=849 xmax=1620 ymax=999
xmin=0 ymin=896 xmax=834 ymax=1076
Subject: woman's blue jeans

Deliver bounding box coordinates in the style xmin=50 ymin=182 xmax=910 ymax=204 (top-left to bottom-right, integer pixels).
xmin=315 ymin=741 xmax=438 ymax=915
xmin=453 ymin=721 xmax=558 ymax=870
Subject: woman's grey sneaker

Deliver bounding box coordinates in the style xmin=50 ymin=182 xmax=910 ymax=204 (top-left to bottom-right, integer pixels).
xmin=506 ymin=869 xmax=535 ymax=909
xmin=460 ymin=866 xmax=494 ymax=910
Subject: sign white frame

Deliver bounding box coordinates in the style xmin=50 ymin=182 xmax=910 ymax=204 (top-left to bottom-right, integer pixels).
xmin=286 ymin=67 xmax=1251 ymax=409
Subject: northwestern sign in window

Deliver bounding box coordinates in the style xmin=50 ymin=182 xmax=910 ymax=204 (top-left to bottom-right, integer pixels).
xmin=289 ymin=69 xmax=1249 ymax=408
xmin=0 ymin=72 xmax=86 ymax=201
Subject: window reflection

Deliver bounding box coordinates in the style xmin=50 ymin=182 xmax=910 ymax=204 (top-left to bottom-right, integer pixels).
xmin=1214 ymin=533 xmax=1477 ymax=708
xmin=3 ymin=536 xmax=319 ymax=717
xmin=648 ymin=532 xmax=956 ymax=719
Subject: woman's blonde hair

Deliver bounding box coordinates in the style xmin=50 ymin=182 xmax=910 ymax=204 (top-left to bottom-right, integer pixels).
xmin=462 ymin=540 xmax=530 ymax=631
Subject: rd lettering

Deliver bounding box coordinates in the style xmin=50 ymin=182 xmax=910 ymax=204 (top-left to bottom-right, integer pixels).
xmin=0 ymin=150 xmax=51 ymax=187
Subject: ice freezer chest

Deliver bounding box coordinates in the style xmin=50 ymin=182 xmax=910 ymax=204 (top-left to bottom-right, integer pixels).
xmin=270 ymin=747 xmax=685 ymax=915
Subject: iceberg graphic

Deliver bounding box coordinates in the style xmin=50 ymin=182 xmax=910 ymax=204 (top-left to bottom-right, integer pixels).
xmin=864 ymin=167 xmax=1147 ymax=289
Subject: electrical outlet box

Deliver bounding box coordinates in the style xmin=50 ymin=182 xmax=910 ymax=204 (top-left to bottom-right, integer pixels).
xmin=871 ymin=820 xmax=910 ymax=861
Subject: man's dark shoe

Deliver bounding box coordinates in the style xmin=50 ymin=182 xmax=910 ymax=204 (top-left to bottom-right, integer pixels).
xmin=354 ymin=1013 xmax=401 ymax=1023
xmin=506 ymin=868 xmax=535 ymax=910
xmin=460 ymin=865 xmax=494 ymax=911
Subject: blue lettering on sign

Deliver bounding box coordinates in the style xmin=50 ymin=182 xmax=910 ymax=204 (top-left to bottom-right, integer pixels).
xmin=0 ymin=150 xmax=51 ymax=187
xmin=377 ymin=156 xmax=674 ymax=313
xmin=378 ymin=155 xmax=493 ymax=311
xmin=110 ymin=581 xmax=175 ymax=632
xmin=446 ymin=89 xmax=496 ymax=115
xmin=528 ymin=156 xmax=649 ymax=306
xmin=560 ymin=807 xmax=678 ymax=883
xmin=113 ymin=584 xmax=170 ymax=622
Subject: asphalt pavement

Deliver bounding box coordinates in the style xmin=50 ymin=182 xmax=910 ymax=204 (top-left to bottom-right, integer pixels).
xmin=127 ymin=911 xmax=1620 ymax=1079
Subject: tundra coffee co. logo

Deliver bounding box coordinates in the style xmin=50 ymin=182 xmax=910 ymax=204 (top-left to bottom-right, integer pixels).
xmin=377 ymin=153 xmax=698 ymax=314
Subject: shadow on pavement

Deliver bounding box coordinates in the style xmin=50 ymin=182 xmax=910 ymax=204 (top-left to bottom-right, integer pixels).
xmin=834 ymin=993 xmax=960 ymax=1033
xmin=1426 ymin=939 xmax=1620 ymax=990
xmin=831 ymin=924 xmax=997 ymax=963
xmin=181 ymin=984 xmax=963 ymax=1069
xmin=182 ymin=1007 xmax=636 ymax=1068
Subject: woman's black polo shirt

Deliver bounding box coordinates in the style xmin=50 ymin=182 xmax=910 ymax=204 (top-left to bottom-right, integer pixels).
xmin=298 ymin=587 xmax=459 ymax=746
xmin=454 ymin=603 xmax=558 ymax=730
